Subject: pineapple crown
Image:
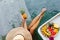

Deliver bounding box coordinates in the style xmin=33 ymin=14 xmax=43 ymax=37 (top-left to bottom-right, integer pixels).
xmin=20 ymin=8 xmax=25 ymax=14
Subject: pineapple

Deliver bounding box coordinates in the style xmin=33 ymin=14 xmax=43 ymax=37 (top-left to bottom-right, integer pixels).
xmin=20 ymin=8 xmax=27 ymax=19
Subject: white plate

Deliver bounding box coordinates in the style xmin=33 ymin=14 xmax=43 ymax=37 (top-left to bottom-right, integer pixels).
xmin=38 ymin=12 xmax=60 ymax=40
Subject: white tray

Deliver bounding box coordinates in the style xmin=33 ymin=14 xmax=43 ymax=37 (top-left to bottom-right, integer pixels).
xmin=38 ymin=12 xmax=60 ymax=40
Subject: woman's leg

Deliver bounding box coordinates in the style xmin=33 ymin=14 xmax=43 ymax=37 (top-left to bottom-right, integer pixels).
xmin=28 ymin=8 xmax=47 ymax=35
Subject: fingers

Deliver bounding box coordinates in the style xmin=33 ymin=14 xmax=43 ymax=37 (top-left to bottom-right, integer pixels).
xmin=21 ymin=15 xmax=25 ymax=21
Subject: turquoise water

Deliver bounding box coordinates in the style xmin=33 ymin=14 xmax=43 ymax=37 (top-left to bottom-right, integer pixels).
xmin=0 ymin=0 xmax=60 ymax=40
xmin=25 ymin=0 xmax=60 ymax=16
xmin=0 ymin=0 xmax=32 ymax=40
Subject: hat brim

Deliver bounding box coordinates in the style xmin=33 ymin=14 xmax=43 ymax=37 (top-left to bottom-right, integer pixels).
xmin=6 ymin=27 xmax=32 ymax=40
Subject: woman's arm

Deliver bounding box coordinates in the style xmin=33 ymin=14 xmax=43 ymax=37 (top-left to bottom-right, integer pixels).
xmin=20 ymin=15 xmax=27 ymax=29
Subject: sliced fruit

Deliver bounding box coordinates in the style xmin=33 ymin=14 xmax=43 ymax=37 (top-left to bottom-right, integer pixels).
xmin=53 ymin=23 xmax=59 ymax=28
xmin=41 ymin=25 xmax=51 ymax=37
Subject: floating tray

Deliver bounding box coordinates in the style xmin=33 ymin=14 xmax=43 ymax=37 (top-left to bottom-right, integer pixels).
xmin=38 ymin=12 xmax=60 ymax=40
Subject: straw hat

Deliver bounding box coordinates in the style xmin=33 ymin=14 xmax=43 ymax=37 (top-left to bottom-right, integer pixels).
xmin=6 ymin=27 xmax=32 ymax=40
